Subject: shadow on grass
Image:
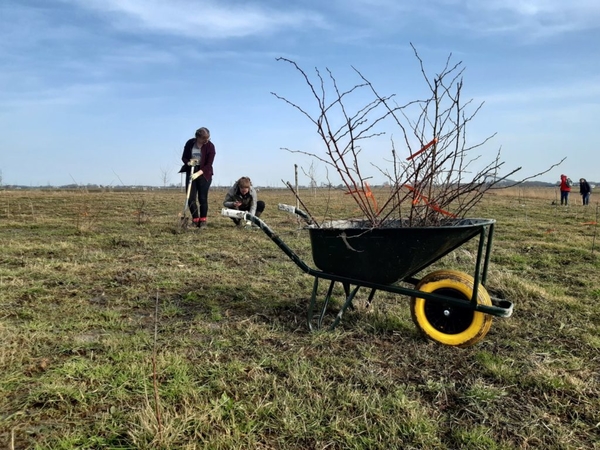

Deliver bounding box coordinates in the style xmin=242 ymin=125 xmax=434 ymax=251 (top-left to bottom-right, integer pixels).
xmin=159 ymin=281 xmax=425 ymax=343
xmin=154 ymin=282 xmax=313 ymax=333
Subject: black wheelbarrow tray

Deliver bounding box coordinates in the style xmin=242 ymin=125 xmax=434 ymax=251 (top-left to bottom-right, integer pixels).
xmin=221 ymin=204 xmax=514 ymax=347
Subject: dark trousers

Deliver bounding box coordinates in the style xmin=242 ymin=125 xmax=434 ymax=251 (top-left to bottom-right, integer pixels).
xmin=238 ymin=200 xmax=265 ymax=216
xmin=186 ymin=173 xmax=211 ymax=219
xmin=582 ymin=193 xmax=590 ymax=205
xmin=254 ymin=200 xmax=266 ymax=216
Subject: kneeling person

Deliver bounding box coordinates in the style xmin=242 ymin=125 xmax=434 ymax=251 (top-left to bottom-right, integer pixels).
xmin=223 ymin=176 xmax=265 ymax=226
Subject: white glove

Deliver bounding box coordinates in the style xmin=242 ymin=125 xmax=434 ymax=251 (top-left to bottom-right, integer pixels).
xmin=245 ymin=220 xmax=252 ymax=227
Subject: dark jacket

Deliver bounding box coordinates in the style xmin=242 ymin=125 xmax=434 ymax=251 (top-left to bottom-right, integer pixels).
xmin=580 ymin=180 xmax=592 ymax=195
xmin=223 ymin=182 xmax=259 ymax=216
xmin=179 ymin=138 xmax=216 ymax=181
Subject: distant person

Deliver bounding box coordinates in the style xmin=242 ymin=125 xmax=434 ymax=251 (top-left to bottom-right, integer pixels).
xmin=579 ymin=178 xmax=592 ymax=205
xmin=559 ymin=174 xmax=572 ymax=206
xmin=223 ymin=176 xmax=265 ymax=226
xmin=179 ymin=127 xmax=216 ymax=228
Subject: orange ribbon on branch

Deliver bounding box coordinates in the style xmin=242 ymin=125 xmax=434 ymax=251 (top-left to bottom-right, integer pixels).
xmin=403 ymin=184 xmax=457 ymax=218
xmin=406 ymin=138 xmax=438 ymax=161
xmin=345 ymin=181 xmax=379 ymax=213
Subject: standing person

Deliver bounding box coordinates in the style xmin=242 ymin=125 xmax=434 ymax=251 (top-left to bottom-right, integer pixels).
xmin=179 ymin=127 xmax=216 ymax=228
xmin=223 ymin=176 xmax=265 ymax=226
xmin=559 ymin=174 xmax=572 ymax=206
xmin=579 ymin=178 xmax=592 ymax=205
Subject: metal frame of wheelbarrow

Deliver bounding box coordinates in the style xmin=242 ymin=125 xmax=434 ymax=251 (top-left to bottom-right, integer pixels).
xmin=221 ymin=205 xmax=513 ymax=334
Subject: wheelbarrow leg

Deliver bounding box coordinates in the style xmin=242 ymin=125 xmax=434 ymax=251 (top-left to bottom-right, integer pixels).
xmin=343 ymin=282 xmax=376 ymax=311
xmin=330 ymin=285 xmax=361 ymax=330
xmin=307 ymin=278 xmax=336 ymax=331
xmin=342 ymin=282 xmax=356 ymax=311
xmin=307 ymin=279 xmax=363 ymax=331
xmin=365 ymin=288 xmax=377 ymax=309
xmin=307 ymin=277 xmax=320 ymax=331
xmin=318 ymin=280 xmax=336 ymax=329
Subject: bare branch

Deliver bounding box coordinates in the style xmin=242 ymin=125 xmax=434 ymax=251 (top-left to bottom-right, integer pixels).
xmin=272 ymin=49 xmax=564 ymax=227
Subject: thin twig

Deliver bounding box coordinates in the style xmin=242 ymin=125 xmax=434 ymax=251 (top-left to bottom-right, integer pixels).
xmin=282 ymin=180 xmax=320 ymax=226
xmin=273 ymin=49 xmax=564 ymax=227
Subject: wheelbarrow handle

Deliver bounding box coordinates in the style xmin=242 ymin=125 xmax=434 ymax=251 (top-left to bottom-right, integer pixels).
xmin=277 ymin=204 xmax=297 ymax=214
xmin=277 ymin=204 xmax=313 ymax=224
xmin=222 ymin=208 xmax=313 ymax=274
xmin=221 ymin=208 xmax=246 ymax=219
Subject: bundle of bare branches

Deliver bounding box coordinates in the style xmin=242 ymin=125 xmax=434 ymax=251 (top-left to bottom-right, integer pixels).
xmin=272 ymin=45 xmax=562 ymax=228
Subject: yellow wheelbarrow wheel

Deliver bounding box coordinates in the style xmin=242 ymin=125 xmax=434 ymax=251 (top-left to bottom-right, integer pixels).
xmin=410 ymin=270 xmax=493 ymax=347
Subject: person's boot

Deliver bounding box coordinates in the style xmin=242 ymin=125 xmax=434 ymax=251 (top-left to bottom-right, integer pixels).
xmin=199 ymin=218 xmax=207 ymax=229
xmin=192 ymin=218 xmax=201 ymax=227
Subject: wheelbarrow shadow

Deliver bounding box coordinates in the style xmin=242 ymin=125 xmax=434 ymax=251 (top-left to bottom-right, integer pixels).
xmin=159 ymin=283 xmax=319 ymax=334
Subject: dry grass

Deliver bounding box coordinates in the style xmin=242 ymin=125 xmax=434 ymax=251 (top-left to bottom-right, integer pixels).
xmin=0 ymin=187 xmax=598 ymax=449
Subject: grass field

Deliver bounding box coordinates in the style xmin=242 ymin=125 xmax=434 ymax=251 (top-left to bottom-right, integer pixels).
xmin=1 ymin=186 xmax=599 ymax=449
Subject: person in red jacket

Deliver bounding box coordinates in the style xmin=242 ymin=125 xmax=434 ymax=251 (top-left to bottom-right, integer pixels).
xmin=179 ymin=127 xmax=216 ymax=228
xmin=559 ymin=174 xmax=571 ymax=206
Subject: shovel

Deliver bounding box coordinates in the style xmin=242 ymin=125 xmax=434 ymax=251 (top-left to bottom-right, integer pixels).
xmin=179 ymin=159 xmax=199 ymax=227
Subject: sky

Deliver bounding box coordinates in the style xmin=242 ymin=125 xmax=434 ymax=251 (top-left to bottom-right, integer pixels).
xmin=1 ymin=0 xmax=599 ymax=188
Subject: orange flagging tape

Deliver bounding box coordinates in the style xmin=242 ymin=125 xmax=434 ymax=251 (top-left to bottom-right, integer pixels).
xmin=406 ymin=138 xmax=438 ymax=161
xmin=345 ymin=182 xmax=379 ymax=213
xmin=403 ymin=184 xmax=457 ymax=218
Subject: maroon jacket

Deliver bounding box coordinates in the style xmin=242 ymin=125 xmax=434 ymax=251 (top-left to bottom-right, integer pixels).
xmin=179 ymin=138 xmax=216 ymax=181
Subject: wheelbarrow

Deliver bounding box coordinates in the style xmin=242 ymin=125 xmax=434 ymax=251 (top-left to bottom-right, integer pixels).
xmin=221 ymin=205 xmax=514 ymax=347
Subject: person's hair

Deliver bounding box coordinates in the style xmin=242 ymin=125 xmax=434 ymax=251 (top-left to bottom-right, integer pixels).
xmin=195 ymin=127 xmax=210 ymax=139
xmin=237 ymin=177 xmax=251 ymax=189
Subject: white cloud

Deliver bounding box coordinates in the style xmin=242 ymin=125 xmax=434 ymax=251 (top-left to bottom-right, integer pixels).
xmin=464 ymin=0 xmax=600 ymax=37
xmin=64 ymin=0 xmax=327 ymax=39
xmin=475 ymin=0 xmax=600 ymax=17
xmin=341 ymin=0 xmax=600 ymax=38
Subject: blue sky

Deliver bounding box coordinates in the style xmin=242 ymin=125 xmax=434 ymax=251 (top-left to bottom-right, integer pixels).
xmin=1 ymin=0 xmax=599 ymax=187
